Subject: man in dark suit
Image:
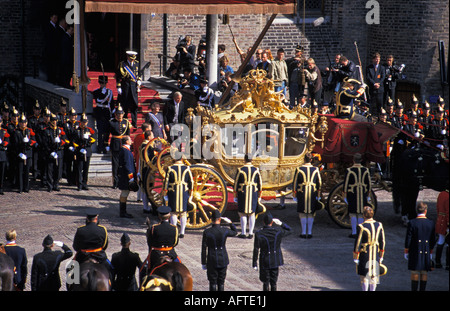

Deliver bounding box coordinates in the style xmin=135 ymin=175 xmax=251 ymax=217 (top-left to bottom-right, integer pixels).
xmin=59 ymin=24 xmax=74 ymax=88
xmin=404 ymin=202 xmax=437 ymax=291
xmin=366 ymin=52 xmax=386 ymax=116
xmin=116 ymin=51 xmax=141 ymax=128
xmin=163 ymin=91 xmax=187 ymax=141
xmin=201 ymin=210 xmax=237 ymax=291
xmin=4 ymin=229 xmax=28 ymax=290
xmin=252 ymin=213 xmax=291 ymax=291
xmin=31 ymin=235 xmax=73 ymax=291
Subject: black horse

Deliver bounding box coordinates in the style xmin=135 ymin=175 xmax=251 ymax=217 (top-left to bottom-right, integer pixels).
xmin=140 ymin=261 xmax=193 ymax=291
xmin=392 ymin=137 xmax=449 ymax=222
xmin=0 ymin=248 xmax=15 ymax=291
xmin=68 ymin=259 xmax=111 ymax=291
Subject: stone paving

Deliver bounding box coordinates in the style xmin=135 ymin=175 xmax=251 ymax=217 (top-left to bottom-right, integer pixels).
xmin=0 ymin=176 xmax=448 ymax=292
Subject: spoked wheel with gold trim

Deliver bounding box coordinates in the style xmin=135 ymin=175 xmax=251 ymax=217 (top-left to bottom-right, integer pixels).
xmin=326 ymin=181 xmax=377 ymax=229
xmin=186 ymin=164 xmax=228 ymax=229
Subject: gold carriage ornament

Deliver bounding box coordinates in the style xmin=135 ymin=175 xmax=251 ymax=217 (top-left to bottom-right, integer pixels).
xmin=141 ymin=69 xmax=328 ymax=229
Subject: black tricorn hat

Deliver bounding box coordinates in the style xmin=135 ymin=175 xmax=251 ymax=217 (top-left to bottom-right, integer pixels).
xmin=98 ymin=75 xmax=108 ymax=84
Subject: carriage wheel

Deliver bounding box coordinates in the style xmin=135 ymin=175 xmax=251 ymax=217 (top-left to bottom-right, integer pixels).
xmin=326 ymin=182 xmax=378 ymax=229
xmin=187 ymin=165 xmax=228 ymax=230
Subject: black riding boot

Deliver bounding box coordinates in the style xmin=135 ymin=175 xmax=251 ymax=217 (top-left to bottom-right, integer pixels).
xmin=435 ymin=244 xmax=444 ymax=268
xmin=218 ymin=283 xmax=224 ymax=291
xmin=209 ymin=283 xmax=217 ymax=291
xmin=120 ymin=202 xmax=133 ymax=218
xmin=263 ymin=282 xmax=270 ymax=291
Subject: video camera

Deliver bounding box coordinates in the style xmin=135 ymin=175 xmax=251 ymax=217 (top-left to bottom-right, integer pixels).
xmin=176 ymin=35 xmax=187 ymax=52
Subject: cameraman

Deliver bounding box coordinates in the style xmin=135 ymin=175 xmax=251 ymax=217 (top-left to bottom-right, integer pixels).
xmin=176 ymin=35 xmax=196 ymax=72
xmin=383 ymin=55 xmax=404 ymax=105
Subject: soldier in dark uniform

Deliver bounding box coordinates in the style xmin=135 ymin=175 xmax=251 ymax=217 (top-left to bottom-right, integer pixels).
xmin=0 ymin=126 xmax=9 ymax=194
xmin=1 ymin=102 xmax=10 ymax=129
xmin=73 ymin=210 xmax=109 ymax=266
xmin=4 ymin=230 xmax=28 ymax=290
xmin=430 ymin=107 xmax=449 ymax=149
xmin=233 ymin=155 xmax=264 ymax=238
xmin=406 ymin=94 xmax=422 ymax=119
xmin=201 ymin=210 xmax=237 ymax=291
xmin=386 ymin=98 xmax=395 ymax=123
xmin=109 ymin=104 xmax=131 ymax=188
xmin=334 ymin=78 xmax=367 ymax=121
xmin=403 ymin=111 xmax=424 ymax=146
xmin=292 ymin=153 xmax=322 ymax=238
xmin=353 ymin=206 xmax=386 ymax=291
xmin=391 ymin=99 xmax=406 ymax=129
xmin=28 ymin=101 xmax=43 ymax=180
xmin=63 ymin=107 xmax=79 ymax=186
xmin=35 ymin=108 xmax=51 ymax=187
xmin=31 ymin=235 xmax=73 ymax=291
xmin=163 ymin=158 xmax=194 ymax=238
xmin=11 ymin=114 xmax=36 ymax=193
xmin=93 ymin=75 xmax=113 ymax=153
xmin=116 ymin=51 xmax=141 ymax=128
xmin=118 ymin=135 xmax=135 ymax=218
xmin=404 ymin=202 xmax=437 ymax=291
xmin=111 ymin=233 xmax=142 ymax=291
xmin=56 ymin=98 xmax=68 ymax=128
xmin=343 ymin=153 xmax=372 ymax=238
xmin=252 ymin=212 xmax=292 ymax=291
xmin=419 ymin=101 xmax=433 ymax=136
xmin=42 ymin=114 xmax=66 ymax=192
xmin=145 ymin=205 xmax=180 ymax=273
xmin=73 ymin=113 xmax=96 ymax=191
xmin=6 ymin=107 xmax=20 ymax=185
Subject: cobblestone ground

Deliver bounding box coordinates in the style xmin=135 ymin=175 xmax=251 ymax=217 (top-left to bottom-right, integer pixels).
xmin=0 ymin=177 xmax=448 ymax=292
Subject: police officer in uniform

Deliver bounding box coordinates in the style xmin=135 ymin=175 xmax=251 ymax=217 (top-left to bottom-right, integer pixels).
xmin=343 ymin=153 xmax=372 ymax=238
xmin=93 ymin=75 xmax=113 ymax=153
xmin=404 ymin=202 xmax=436 ymax=291
xmin=109 ymin=104 xmax=131 ymax=188
xmin=353 ymin=206 xmax=386 ymax=291
xmin=163 ymin=157 xmax=194 ymax=238
xmin=201 ymin=210 xmax=237 ymax=291
xmin=334 ymin=78 xmax=367 ymax=121
xmin=116 ymin=51 xmax=141 ymax=128
xmin=12 ymin=114 xmax=36 ymax=193
xmin=292 ymin=153 xmax=322 ymax=238
xmin=42 ymin=114 xmax=66 ymax=192
xmin=233 ymin=154 xmax=264 ymax=238
xmin=73 ymin=113 xmax=96 ymax=191
xmin=72 ymin=209 xmax=109 ymax=266
xmin=111 ymin=233 xmax=142 ymax=291
xmin=145 ymin=205 xmax=180 ymax=273
xmin=252 ymin=212 xmax=291 ymax=291
xmin=31 ymin=235 xmax=73 ymax=291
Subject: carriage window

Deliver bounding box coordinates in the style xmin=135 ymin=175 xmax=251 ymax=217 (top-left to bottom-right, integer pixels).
xmin=284 ymin=126 xmax=309 ymax=157
xmin=221 ymin=126 xmax=246 ymax=158
xmin=249 ymin=124 xmax=279 ymax=159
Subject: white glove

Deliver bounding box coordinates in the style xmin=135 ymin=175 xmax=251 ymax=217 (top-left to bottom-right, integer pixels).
xmin=437 ymin=144 xmax=444 ymax=150
xmin=19 ymin=153 xmax=27 ymax=160
xmin=83 ymin=133 xmax=90 ymax=139
xmin=354 ymin=259 xmax=359 ymax=264
xmin=441 ymin=129 xmax=446 ymax=135
xmin=105 ymin=146 xmax=110 ymax=152
xmin=54 ymin=136 xmax=60 ymax=143
xmin=398 ymin=139 xmax=404 ymax=145
xmin=273 ymin=218 xmax=282 ymax=226
xmin=80 ymin=148 xmax=87 ymax=154
xmin=0 ymin=138 xmax=2 ymax=144
xmin=221 ymin=217 xmax=232 ymax=224
xmin=234 ymin=197 xmax=238 ymax=203
xmin=117 ymin=87 xmax=122 ymax=95
xmin=54 ymin=241 xmax=63 ymax=247
xmin=164 ymin=196 xmax=168 ymax=201
xmin=137 ymin=80 xmax=142 ymax=86
xmin=404 ymin=253 xmax=409 ymax=260
xmin=360 ymin=83 xmax=368 ymax=89
xmin=414 ymin=132 xmax=420 ymax=138
xmin=129 ymin=178 xmax=134 ymax=183
xmin=293 ymin=197 xmax=297 ymax=202
xmin=253 ymin=266 xmax=258 ymax=271
xmin=51 ymin=152 xmax=58 ymax=159
xmin=69 ymin=146 xmax=75 ymax=152
xmin=380 ymin=257 xmax=384 ymax=263
xmin=202 ymin=265 xmax=207 ymax=270
xmin=23 ymin=136 xmax=29 ymax=143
